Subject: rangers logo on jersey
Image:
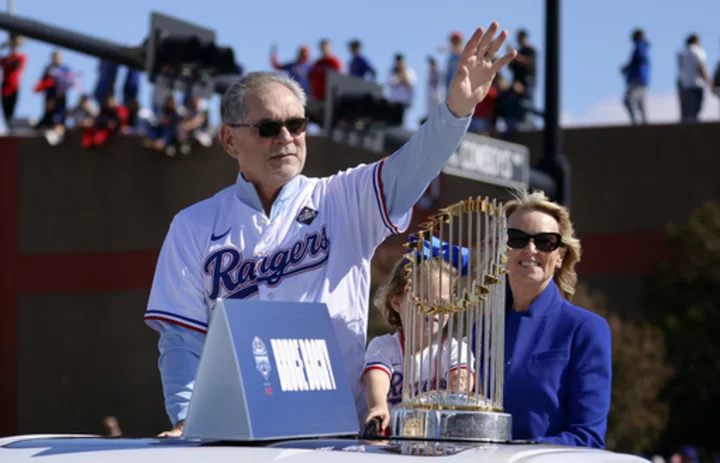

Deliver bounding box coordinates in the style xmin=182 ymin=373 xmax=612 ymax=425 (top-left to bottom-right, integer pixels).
xmin=204 ymin=225 xmax=330 ymax=301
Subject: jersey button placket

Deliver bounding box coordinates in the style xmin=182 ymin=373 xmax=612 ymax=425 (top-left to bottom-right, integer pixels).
xmin=253 ymin=252 xmax=266 ymax=299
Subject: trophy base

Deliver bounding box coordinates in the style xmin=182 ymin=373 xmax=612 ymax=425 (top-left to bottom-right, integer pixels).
xmin=391 ymin=406 xmax=512 ymax=443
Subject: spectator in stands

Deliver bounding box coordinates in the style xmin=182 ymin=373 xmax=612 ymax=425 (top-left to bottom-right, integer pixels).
xmin=180 ymin=91 xmax=211 ymax=134
xmin=151 ymin=67 xmax=175 ymax=117
xmin=347 ymin=39 xmax=376 ymax=80
xmin=177 ymin=96 xmax=212 ymax=155
xmin=270 ymin=44 xmax=312 ymax=94
xmin=94 ymin=60 xmax=118 ymax=105
xmin=144 ymin=95 xmax=180 ymax=156
xmin=677 ymin=34 xmax=715 ymax=123
xmin=82 ymin=94 xmax=127 ymax=149
xmin=386 ymin=53 xmax=416 ymax=119
xmin=426 ymin=56 xmax=444 ymax=121
xmin=122 ymin=68 xmax=141 ymax=107
xmin=0 ymin=34 xmax=27 ymax=130
xmin=508 ymin=29 xmax=537 ymax=105
xmin=469 ymin=73 xmax=498 ymax=134
xmin=308 ymin=39 xmax=342 ymax=101
xmin=34 ymin=50 xmax=74 ymax=129
xmin=438 ymin=31 xmax=463 ymax=92
xmin=69 ymin=94 xmax=95 ymax=129
xmin=621 ymin=29 xmax=650 ymax=125
xmin=121 ymin=98 xmax=142 ymax=134
xmin=495 ymin=73 xmax=527 ymax=140
xmin=35 ymin=97 xmax=66 ymax=145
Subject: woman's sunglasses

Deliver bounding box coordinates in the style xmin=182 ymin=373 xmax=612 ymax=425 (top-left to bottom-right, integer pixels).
xmin=507 ymin=228 xmax=562 ymax=252
xmin=228 ymin=117 xmax=309 ymax=138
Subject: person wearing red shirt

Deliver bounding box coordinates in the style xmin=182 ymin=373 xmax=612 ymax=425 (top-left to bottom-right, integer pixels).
xmin=0 ymin=35 xmax=27 ymax=128
xmin=308 ymin=39 xmax=342 ymax=101
xmin=469 ymin=74 xmax=498 ymax=134
xmin=82 ymin=94 xmax=129 ymax=148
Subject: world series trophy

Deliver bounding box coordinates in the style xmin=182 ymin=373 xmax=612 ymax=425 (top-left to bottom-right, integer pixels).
xmin=390 ymin=196 xmax=512 ymax=443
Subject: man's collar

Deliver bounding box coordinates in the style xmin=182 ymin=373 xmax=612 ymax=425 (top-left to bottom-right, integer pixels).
xmin=235 ymin=172 xmax=301 ymax=221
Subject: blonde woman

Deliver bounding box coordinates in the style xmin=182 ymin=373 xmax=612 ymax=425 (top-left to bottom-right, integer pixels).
xmin=473 ymin=189 xmax=612 ymax=448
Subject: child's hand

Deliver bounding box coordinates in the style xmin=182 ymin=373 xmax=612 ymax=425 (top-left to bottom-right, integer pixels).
xmin=449 ymin=369 xmax=473 ymax=391
xmin=364 ymin=405 xmax=391 ymax=432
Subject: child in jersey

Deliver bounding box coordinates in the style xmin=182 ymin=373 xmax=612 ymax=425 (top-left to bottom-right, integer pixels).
xmin=361 ymin=237 xmax=475 ymax=433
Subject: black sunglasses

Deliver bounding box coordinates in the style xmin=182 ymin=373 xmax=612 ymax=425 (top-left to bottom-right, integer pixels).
xmin=507 ymin=228 xmax=562 ymax=252
xmin=228 ymin=117 xmax=308 ymax=138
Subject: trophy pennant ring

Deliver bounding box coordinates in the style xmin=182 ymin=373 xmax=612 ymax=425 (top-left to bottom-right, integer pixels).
xmin=390 ymin=196 xmax=513 ymax=443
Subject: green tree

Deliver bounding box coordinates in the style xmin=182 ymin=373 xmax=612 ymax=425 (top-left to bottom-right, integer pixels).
xmin=643 ymin=201 xmax=720 ymax=452
xmin=574 ymin=282 xmax=672 ymax=454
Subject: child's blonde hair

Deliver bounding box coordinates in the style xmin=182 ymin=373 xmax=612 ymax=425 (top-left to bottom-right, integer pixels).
xmin=374 ymin=256 xmax=460 ymax=329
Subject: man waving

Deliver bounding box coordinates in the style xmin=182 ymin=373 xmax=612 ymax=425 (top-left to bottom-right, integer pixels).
xmin=145 ymin=23 xmax=516 ymax=437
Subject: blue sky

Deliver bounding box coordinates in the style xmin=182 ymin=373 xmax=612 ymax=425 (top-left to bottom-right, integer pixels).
xmin=3 ymin=0 xmax=720 ymax=131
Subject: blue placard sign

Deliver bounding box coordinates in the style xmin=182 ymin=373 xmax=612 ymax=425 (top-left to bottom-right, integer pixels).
xmin=183 ymin=299 xmax=359 ymax=441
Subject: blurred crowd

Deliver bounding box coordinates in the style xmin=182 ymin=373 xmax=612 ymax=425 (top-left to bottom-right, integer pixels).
xmin=270 ymin=29 xmax=543 ymax=140
xmin=621 ymin=29 xmax=719 ymax=125
xmin=0 ymin=26 xmax=719 ymax=153
xmin=268 ymin=27 xmax=720 ymax=133
xmin=0 ymin=35 xmax=214 ymax=156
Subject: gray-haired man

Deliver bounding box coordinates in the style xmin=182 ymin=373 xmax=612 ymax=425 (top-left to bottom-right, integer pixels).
xmin=144 ymin=23 xmax=516 ymax=437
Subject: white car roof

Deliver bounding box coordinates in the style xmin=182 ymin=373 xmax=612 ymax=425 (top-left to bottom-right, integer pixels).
xmin=0 ymin=434 xmax=647 ymax=463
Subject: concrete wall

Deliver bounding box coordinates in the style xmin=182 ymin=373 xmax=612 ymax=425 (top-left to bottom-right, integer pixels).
xmin=2 ymin=121 xmax=718 ymax=437
xmin=513 ymin=122 xmax=720 ymax=234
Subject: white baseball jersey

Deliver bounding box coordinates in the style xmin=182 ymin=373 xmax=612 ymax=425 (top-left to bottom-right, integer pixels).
xmin=144 ymin=159 xmax=411 ymax=422
xmin=363 ymin=331 xmax=474 ymax=407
